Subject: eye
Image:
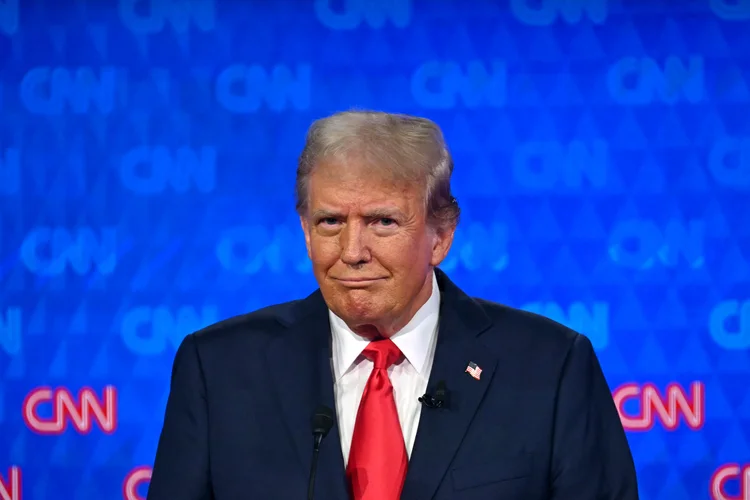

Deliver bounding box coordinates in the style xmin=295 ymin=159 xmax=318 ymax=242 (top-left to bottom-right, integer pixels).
xmin=319 ymin=217 xmax=339 ymax=226
xmin=378 ymin=218 xmax=397 ymax=226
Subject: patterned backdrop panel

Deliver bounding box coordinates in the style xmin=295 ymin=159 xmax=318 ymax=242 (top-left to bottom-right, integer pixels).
xmin=0 ymin=0 xmax=749 ymax=499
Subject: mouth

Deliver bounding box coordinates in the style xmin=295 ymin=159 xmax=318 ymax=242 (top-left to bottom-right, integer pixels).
xmin=333 ymin=277 xmax=386 ymax=287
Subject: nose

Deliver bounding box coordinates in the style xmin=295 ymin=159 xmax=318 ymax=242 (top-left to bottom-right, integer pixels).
xmin=340 ymin=221 xmax=370 ymax=265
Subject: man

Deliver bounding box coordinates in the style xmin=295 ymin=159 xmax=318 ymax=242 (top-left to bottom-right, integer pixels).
xmin=147 ymin=110 xmax=639 ymax=499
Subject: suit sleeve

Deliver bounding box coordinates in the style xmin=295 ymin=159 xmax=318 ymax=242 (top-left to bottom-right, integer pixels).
xmin=147 ymin=333 xmax=212 ymax=500
xmin=550 ymin=333 xmax=639 ymax=499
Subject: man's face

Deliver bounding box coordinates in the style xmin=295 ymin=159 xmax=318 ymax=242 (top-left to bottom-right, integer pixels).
xmin=300 ymin=159 xmax=454 ymax=337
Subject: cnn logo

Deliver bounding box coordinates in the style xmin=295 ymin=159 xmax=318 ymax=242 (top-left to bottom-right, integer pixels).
xmin=22 ymin=386 xmax=117 ymax=434
xmin=0 ymin=467 xmax=20 ymax=500
xmin=613 ymin=382 xmax=704 ymax=431
xmin=711 ymin=464 xmax=750 ymax=500
xmin=123 ymin=466 xmax=151 ymax=500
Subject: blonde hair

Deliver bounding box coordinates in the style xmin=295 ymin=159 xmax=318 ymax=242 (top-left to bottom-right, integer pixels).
xmin=295 ymin=110 xmax=460 ymax=229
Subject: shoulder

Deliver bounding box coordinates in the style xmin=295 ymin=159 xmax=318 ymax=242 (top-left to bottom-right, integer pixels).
xmin=472 ymin=297 xmax=592 ymax=362
xmin=465 ymin=297 xmax=603 ymax=394
xmin=189 ymin=297 xmax=307 ymax=350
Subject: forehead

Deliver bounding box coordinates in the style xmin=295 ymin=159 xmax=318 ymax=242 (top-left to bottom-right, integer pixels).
xmin=308 ymin=160 xmax=423 ymax=206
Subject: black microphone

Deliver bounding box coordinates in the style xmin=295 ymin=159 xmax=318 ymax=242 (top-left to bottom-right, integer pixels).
xmin=308 ymin=405 xmax=334 ymax=500
xmin=418 ymin=380 xmax=448 ymax=409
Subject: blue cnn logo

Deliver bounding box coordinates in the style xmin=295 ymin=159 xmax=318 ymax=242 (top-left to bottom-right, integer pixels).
xmin=411 ymin=60 xmax=506 ymax=109
xmin=20 ymin=227 xmax=118 ymax=276
xmin=512 ymin=140 xmax=608 ymax=190
xmin=0 ymin=148 xmax=20 ymax=195
xmin=120 ymin=146 xmax=217 ymax=194
xmin=217 ymin=225 xmax=311 ymax=274
xmin=608 ymin=56 xmax=704 ymax=105
xmin=710 ymin=300 xmax=750 ymax=350
xmin=215 ymin=64 xmax=311 ymax=113
xmin=441 ymin=222 xmax=509 ymax=272
xmin=121 ymin=306 xmax=218 ymax=355
xmin=119 ymin=0 xmax=216 ymax=34
xmin=0 ymin=307 xmax=21 ymax=356
xmin=315 ymin=0 xmax=411 ymax=29
xmin=20 ymin=67 xmax=122 ymax=115
xmin=709 ymin=137 xmax=750 ymax=189
xmin=522 ymin=302 xmax=609 ymax=350
xmin=608 ymin=219 xmax=705 ymax=269
xmin=510 ymin=0 xmax=607 ymax=25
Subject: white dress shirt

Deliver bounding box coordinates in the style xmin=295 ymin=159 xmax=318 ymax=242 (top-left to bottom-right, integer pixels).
xmin=329 ymin=271 xmax=441 ymax=465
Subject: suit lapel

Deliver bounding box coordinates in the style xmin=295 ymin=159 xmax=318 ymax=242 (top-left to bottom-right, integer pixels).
xmin=401 ymin=270 xmax=498 ymax=500
xmin=265 ymin=291 xmax=349 ymax=500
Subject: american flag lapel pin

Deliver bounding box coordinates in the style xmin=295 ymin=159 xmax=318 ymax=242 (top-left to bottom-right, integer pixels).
xmin=465 ymin=361 xmax=482 ymax=380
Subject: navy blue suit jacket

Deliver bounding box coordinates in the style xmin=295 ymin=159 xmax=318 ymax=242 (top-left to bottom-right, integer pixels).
xmin=147 ymin=269 xmax=638 ymax=499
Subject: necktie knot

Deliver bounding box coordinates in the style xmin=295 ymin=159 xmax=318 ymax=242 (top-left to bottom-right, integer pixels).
xmin=362 ymin=339 xmax=402 ymax=370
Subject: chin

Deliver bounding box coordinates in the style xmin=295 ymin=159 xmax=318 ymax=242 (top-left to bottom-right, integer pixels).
xmin=334 ymin=298 xmax=387 ymax=324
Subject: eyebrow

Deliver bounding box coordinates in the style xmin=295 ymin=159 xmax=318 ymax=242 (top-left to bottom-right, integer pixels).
xmin=311 ymin=209 xmax=341 ymax=219
xmin=311 ymin=208 xmax=406 ymax=219
xmin=364 ymin=208 xmax=405 ymax=219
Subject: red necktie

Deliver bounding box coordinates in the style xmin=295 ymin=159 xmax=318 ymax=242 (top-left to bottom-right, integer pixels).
xmin=346 ymin=339 xmax=408 ymax=499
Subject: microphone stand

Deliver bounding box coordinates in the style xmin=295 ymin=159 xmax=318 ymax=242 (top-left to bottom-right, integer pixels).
xmin=308 ymin=432 xmax=324 ymax=500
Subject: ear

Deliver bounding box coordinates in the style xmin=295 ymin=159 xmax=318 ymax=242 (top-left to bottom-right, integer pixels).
xmin=429 ymin=224 xmax=456 ymax=267
xmin=300 ymin=216 xmax=312 ymax=260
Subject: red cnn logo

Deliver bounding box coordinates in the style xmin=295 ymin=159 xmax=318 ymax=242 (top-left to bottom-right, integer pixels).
xmin=612 ymin=381 xmax=704 ymax=431
xmin=22 ymin=386 xmax=117 ymax=435
xmin=711 ymin=464 xmax=750 ymax=500
xmin=0 ymin=467 xmax=21 ymax=500
xmin=123 ymin=466 xmax=151 ymax=500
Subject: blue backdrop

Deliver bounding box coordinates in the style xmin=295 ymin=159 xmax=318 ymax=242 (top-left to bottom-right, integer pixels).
xmin=1 ymin=0 xmax=749 ymax=499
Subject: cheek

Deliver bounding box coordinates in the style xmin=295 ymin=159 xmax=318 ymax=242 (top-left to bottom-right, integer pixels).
xmin=309 ymin=237 xmax=340 ymax=264
xmin=373 ymin=236 xmax=431 ymax=268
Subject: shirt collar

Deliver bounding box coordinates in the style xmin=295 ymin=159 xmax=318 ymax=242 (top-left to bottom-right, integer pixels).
xmin=330 ymin=271 xmax=441 ymax=381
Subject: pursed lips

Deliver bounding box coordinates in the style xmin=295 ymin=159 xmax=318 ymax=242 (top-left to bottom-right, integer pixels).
xmin=336 ymin=277 xmax=383 ymax=281
xmin=332 ymin=277 xmax=387 ymax=285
